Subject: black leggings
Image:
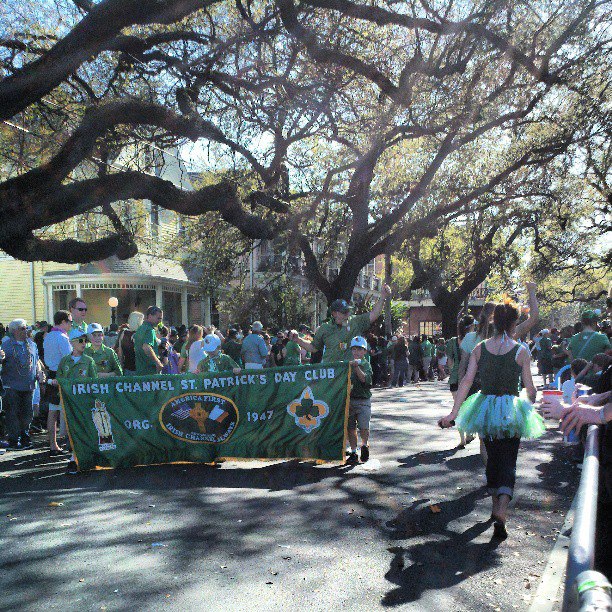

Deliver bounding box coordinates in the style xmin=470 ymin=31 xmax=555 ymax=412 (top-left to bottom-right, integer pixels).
xmin=483 ymin=436 xmax=520 ymax=499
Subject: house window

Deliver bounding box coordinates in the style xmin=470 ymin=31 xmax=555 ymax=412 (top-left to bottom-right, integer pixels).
xmin=419 ymin=321 xmax=441 ymax=337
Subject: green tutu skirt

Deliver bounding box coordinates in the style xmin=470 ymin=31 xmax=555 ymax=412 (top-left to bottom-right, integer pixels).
xmin=455 ymin=392 xmax=545 ymax=440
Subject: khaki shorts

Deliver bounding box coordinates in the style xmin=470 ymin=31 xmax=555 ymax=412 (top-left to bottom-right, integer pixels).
xmin=348 ymin=397 xmax=371 ymax=431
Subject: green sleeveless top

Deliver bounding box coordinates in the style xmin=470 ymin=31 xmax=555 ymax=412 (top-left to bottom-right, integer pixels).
xmin=478 ymin=342 xmax=522 ymax=396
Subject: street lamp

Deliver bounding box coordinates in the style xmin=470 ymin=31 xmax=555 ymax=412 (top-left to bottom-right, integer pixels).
xmin=108 ymin=296 xmax=118 ymax=326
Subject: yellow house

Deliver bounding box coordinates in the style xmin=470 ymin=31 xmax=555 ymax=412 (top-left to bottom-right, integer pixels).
xmin=0 ymin=148 xmax=210 ymax=328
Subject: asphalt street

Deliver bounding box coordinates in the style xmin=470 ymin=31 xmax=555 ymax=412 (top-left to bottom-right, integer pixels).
xmin=0 ymin=377 xmax=579 ymax=611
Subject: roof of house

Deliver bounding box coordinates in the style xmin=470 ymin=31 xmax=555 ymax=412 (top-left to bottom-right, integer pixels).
xmin=44 ymin=254 xmax=201 ymax=285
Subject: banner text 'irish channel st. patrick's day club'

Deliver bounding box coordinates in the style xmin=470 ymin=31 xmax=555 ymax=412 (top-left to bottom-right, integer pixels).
xmin=59 ymin=364 xmax=351 ymax=471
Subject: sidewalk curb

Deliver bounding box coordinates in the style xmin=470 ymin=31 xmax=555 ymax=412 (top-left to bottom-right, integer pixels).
xmin=528 ymin=497 xmax=576 ymax=612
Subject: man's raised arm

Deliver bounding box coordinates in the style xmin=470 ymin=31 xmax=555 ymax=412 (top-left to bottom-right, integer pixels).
xmin=515 ymin=282 xmax=539 ymax=338
xmin=370 ymin=284 xmax=392 ymax=323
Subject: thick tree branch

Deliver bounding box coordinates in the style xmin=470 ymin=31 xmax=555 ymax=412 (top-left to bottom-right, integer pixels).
xmin=0 ymin=0 xmax=218 ymax=120
xmin=0 ymin=232 xmax=138 ymax=263
xmin=1 ymin=99 xmax=268 ymax=194
xmin=0 ymin=172 xmax=288 ymax=245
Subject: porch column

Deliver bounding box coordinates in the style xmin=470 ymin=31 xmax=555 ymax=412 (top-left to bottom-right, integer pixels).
xmin=203 ymin=294 xmax=211 ymax=326
xmin=75 ymin=282 xmax=82 ymax=298
xmin=181 ymin=289 xmax=188 ymax=326
xmin=46 ymin=282 xmax=54 ymax=322
xmin=155 ymin=285 xmax=163 ymax=309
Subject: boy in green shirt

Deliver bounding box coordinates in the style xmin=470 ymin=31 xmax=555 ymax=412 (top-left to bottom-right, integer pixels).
xmin=57 ymin=328 xmax=98 ymax=476
xmin=84 ymin=323 xmax=123 ymax=377
xmin=347 ymin=336 xmax=373 ymax=464
xmin=57 ymin=328 xmax=98 ymax=380
xmin=283 ymin=331 xmax=302 ymax=366
xmin=197 ymin=334 xmax=242 ymax=374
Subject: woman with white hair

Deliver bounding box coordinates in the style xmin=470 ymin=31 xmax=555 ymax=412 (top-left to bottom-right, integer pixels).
xmin=0 ymin=319 xmax=44 ymax=449
xmin=115 ymin=311 xmax=143 ymax=376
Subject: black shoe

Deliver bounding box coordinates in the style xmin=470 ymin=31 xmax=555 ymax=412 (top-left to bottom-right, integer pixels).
xmin=19 ymin=434 xmax=32 ymax=449
xmin=7 ymin=440 xmax=21 ymax=450
xmin=29 ymin=424 xmax=44 ymax=434
xmin=360 ymin=445 xmax=369 ymax=463
xmin=0 ymin=440 xmax=9 ymax=449
xmin=492 ymin=521 xmax=508 ymax=540
xmin=49 ymin=449 xmax=70 ymax=457
xmin=346 ymin=452 xmax=359 ymax=464
xmin=66 ymin=461 xmax=79 ymax=475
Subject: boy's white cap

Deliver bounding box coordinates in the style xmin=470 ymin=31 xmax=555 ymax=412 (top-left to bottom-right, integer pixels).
xmin=391 ymin=335 xmax=398 ymax=341
xmin=350 ymin=336 xmax=368 ymax=349
xmin=87 ymin=323 xmax=104 ymax=335
xmin=203 ymin=334 xmax=221 ymax=352
xmin=69 ymin=328 xmax=88 ymax=342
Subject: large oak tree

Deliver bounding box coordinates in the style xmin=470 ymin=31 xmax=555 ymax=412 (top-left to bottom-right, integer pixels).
xmin=0 ymin=0 xmax=609 ymax=309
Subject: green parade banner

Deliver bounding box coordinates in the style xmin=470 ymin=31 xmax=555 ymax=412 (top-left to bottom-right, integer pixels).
xmin=59 ymin=363 xmax=351 ymax=471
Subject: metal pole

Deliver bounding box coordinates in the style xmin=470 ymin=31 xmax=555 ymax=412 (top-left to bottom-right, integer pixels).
xmin=384 ymin=252 xmax=392 ymax=338
xmin=562 ymin=425 xmax=601 ymax=611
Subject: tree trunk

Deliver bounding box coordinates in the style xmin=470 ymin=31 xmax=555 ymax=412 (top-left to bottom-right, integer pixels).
xmin=438 ymin=300 xmax=463 ymax=339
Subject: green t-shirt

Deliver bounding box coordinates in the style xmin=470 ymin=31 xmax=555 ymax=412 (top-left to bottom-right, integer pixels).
xmin=421 ymin=340 xmax=434 ymax=358
xmin=57 ymin=354 xmax=98 ymax=379
xmin=85 ymin=344 xmax=123 ymax=376
xmin=197 ymin=353 xmax=239 ymax=373
xmin=223 ymin=339 xmax=243 ymax=365
xmin=408 ymin=341 xmax=422 ymax=365
xmin=133 ymin=321 xmax=159 ymax=375
xmin=539 ymin=336 xmax=553 ymax=359
xmin=311 ymin=312 xmax=371 ymax=363
xmin=71 ymin=321 xmax=88 ymax=334
xmin=350 ymin=358 xmax=373 ymax=399
xmin=284 ymin=340 xmax=302 ymax=366
xmin=568 ymin=331 xmax=610 ymax=362
xmin=446 ymin=337 xmax=460 ymax=385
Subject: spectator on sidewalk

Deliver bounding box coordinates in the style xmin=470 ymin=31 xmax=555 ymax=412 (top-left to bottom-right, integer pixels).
xmin=0 ymin=320 xmax=44 ymax=450
xmin=568 ymin=309 xmax=610 ymax=362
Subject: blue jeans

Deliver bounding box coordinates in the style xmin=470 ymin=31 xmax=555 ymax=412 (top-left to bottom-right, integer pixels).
xmin=4 ymin=388 xmax=33 ymax=444
xmin=392 ymin=360 xmax=408 ymax=386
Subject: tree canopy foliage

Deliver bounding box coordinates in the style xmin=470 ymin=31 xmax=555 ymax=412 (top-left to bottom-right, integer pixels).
xmin=1 ymin=0 xmax=610 ymax=306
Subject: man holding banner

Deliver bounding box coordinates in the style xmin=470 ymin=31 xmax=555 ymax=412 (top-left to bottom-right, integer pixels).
xmin=291 ymin=284 xmax=392 ymax=363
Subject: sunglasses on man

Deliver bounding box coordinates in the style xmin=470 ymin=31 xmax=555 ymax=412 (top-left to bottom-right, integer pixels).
xmin=72 ymin=338 xmax=86 ymax=344
xmin=76 ymin=307 xmax=87 ymax=312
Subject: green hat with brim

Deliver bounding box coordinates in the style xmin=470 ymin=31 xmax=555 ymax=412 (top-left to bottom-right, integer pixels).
xmin=582 ymin=309 xmax=600 ymax=321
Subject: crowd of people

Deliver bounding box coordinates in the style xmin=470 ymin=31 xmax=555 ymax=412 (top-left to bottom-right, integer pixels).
xmin=0 ymin=286 xmax=611 ymax=547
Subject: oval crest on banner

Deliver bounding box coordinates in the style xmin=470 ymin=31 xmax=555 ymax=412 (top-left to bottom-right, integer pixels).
xmin=159 ymin=393 xmax=239 ymax=444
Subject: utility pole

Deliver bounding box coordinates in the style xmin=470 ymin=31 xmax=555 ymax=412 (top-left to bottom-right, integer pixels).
xmin=384 ymin=252 xmax=393 ymax=338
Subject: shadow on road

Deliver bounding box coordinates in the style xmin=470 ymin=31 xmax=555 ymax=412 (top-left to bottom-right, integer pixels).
xmin=382 ymin=489 xmax=500 ymax=606
xmin=1 ymin=445 xmax=350 ymax=494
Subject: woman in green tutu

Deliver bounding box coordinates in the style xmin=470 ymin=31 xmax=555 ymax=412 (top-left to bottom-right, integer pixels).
xmin=438 ymin=301 xmax=545 ymax=539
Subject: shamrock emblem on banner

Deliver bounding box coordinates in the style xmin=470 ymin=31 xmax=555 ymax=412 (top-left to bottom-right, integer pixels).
xmin=286 ymin=387 xmax=330 ymax=433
